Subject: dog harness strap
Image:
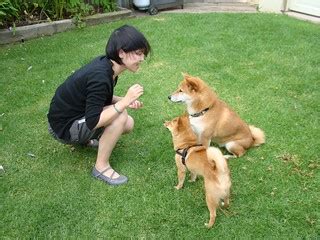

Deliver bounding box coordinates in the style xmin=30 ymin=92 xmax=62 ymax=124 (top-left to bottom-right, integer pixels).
xmin=175 ymin=144 xmax=203 ymax=165
xmin=189 ymin=107 xmax=210 ymax=118
xmin=176 ymin=148 xmax=189 ymax=165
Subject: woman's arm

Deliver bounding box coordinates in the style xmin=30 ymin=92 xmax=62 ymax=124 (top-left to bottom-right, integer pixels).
xmin=112 ymin=95 xmax=122 ymax=103
xmin=94 ymin=84 xmax=144 ymax=129
xmin=112 ymin=95 xmax=143 ymax=109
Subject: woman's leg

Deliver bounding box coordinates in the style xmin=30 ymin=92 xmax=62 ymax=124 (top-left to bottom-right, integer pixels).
xmin=94 ymin=109 xmax=134 ymax=179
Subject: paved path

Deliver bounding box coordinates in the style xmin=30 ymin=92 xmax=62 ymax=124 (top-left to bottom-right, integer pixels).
xmin=132 ymin=3 xmax=257 ymax=15
xmin=132 ymin=3 xmax=319 ymax=24
xmin=163 ymin=3 xmax=257 ymax=13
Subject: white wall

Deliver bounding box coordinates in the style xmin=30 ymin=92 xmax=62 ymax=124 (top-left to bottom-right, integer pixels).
xmin=259 ymin=0 xmax=286 ymax=13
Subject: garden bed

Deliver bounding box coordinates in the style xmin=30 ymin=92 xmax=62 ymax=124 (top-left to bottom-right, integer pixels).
xmin=0 ymin=8 xmax=132 ymax=45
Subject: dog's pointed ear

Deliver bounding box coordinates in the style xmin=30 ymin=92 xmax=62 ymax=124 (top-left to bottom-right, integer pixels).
xmin=185 ymin=76 xmax=200 ymax=92
xmin=182 ymin=72 xmax=191 ymax=79
xmin=176 ymin=117 xmax=182 ymax=131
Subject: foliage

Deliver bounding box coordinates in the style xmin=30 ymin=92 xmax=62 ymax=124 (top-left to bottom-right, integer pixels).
xmin=0 ymin=0 xmax=19 ymax=26
xmin=0 ymin=0 xmax=117 ymax=28
xmin=90 ymin=0 xmax=117 ymax=12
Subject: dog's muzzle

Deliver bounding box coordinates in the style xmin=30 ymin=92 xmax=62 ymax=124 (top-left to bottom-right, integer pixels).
xmin=168 ymin=95 xmax=183 ymax=103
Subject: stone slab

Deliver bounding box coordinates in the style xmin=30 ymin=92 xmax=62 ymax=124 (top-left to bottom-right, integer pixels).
xmin=0 ymin=8 xmax=132 ymax=45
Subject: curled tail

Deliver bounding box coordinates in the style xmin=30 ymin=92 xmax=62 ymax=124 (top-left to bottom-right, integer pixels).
xmin=206 ymin=147 xmax=229 ymax=175
xmin=249 ymin=125 xmax=265 ymax=147
xmin=206 ymin=147 xmax=231 ymax=201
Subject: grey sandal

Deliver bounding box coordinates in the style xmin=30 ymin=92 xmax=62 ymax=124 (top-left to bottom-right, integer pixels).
xmin=92 ymin=167 xmax=128 ymax=186
xmin=87 ymin=139 xmax=99 ymax=148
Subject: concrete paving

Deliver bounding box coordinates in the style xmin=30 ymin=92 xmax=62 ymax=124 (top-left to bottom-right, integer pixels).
xmin=132 ymin=3 xmax=320 ymax=24
xmin=162 ymin=2 xmax=257 ymax=13
xmin=132 ymin=2 xmax=257 ymax=15
xmin=285 ymin=11 xmax=320 ymax=24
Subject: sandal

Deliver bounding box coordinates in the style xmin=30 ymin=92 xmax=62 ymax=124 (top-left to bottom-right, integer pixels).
xmin=87 ymin=139 xmax=99 ymax=148
xmin=92 ymin=167 xmax=128 ymax=186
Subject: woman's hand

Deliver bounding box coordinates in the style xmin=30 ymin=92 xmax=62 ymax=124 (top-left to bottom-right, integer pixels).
xmin=128 ymin=100 xmax=143 ymax=109
xmin=113 ymin=84 xmax=144 ymax=113
xmin=123 ymin=84 xmax=144 ymax=106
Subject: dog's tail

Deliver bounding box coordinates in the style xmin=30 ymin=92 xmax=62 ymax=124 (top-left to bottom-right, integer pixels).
xmin=249 ymin=125 xmax=265 ymax=147
xmin=206 ymin=147 xmax=229 ymax=175
xmin=206 ymin=147 xmax=231 ymax=200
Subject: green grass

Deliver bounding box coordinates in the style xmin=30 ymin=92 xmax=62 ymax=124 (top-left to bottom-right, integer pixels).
xmin=1 ymin=13 xmax=319 ymax=239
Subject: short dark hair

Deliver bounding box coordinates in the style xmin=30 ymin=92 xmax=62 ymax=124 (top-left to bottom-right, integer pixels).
xmin=106 ymin=25 xmax=151 ymax=64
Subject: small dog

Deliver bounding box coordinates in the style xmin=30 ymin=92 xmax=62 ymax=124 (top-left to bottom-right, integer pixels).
xmin=164 ymin=115 xmax=231 ymax=228
xmin=168 ymin=74 xmax=265 ymax=158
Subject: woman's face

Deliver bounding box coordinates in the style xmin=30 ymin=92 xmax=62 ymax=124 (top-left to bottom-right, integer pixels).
xmin=119 ymin=49 xmax=145 ymax=72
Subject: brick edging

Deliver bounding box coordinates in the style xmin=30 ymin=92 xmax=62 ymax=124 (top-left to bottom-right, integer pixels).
xmin=0 ymin=8 xmax=132 ymax=45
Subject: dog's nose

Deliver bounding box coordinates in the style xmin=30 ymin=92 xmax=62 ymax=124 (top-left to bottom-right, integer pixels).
xmin=168 ymin=96 xmax=171 ymax=100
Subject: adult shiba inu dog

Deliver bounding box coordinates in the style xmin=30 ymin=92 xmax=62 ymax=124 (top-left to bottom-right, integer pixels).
xmin=168 ymin=74 xmax=265 ymax=158
xmin=164 ymin=115 xmax=231 ymax=228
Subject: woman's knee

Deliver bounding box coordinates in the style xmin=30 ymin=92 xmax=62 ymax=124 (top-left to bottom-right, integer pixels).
xmin=123 ymin=116 xmax=134 ymax=134
xmin=107 ymin=109 xmax=129 ymax=128
xmin=106 ymin=110 xmax=133 ymax=134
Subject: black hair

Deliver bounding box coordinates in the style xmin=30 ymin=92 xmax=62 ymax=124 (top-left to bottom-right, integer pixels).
xmin=106 ymin=25 xmax=151 ymax=64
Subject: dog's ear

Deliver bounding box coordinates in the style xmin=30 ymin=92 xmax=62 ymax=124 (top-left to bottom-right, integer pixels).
xmin=176 ymin=117 xmax=182 ymax=131
xmin=185 ymin=77 xmax=200 ymax=92
xmin=177 ymin=115 xmax=188 ymax=131
xmin=182 ymin=72 xmax=191 ymax=78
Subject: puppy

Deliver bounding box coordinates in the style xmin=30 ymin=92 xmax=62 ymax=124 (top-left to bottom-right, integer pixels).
xmin=164 ymin=115 xmax=231 ymax=228
xmin=168 ymin=74 xmax=265 ymax=158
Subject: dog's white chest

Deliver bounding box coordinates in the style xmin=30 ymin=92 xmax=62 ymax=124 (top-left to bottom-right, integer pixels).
xmin=189 ymin=116 xmax=205 ymax=136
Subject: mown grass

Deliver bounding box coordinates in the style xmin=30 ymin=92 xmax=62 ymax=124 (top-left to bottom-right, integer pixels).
xmin=1 ymin=13 xmax=319 ymax=239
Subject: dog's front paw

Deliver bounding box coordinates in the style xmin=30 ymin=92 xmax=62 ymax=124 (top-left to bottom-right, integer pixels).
xmin=189 ymin=173 xmax=197 ymax=182
xmin=222 ymin=198 xmax=230 ymax=208
xmin=205 ymin=222 xmax=214 ymax=229
xmin=175 ymin=184 xmax=183 ymax=190
xmin=224 ymin=154 xmax=236 ymax=160
xmin=189 ymin=176 xmax=197 ymax=182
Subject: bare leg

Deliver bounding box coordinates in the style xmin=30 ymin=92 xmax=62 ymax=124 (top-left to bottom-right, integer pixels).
xmin=94 ymin=110 xmax=134 ymax=178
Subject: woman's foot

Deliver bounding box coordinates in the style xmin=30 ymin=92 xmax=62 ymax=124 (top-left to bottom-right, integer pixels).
xmin=92 ymin=166 xmax=128 ymax=185
xmin=87 ymin=139 xmax=99 ymax=148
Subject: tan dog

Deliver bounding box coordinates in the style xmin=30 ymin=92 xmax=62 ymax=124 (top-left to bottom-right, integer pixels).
xmin=168 ymin=74 xmax=265 ymax=158
xmin=164 ymin=115 xmax=231 ymax=228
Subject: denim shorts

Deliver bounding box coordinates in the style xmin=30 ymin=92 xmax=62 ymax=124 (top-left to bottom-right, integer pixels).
xmin=48 ymin=117 xmax=103 ymax=145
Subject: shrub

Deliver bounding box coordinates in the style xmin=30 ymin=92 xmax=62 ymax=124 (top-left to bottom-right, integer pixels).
xmin=0 ymin=0 xmax=117 ymax=28
xmin=0 ymin=0 xmax=19 ymax=27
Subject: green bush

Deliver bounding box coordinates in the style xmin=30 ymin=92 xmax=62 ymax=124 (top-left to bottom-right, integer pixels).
xmin=0 ymin=0 xmax=116 ymax=28
xmin=0 ymin=0 xmax=19 ymax=26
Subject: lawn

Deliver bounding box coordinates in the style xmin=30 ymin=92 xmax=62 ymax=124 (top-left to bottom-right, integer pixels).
xmin=1 ymin=12 xmax=319 ymax=239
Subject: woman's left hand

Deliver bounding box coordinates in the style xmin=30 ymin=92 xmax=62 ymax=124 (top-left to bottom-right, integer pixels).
xmin=128 ymin=100 xmax=143 ymax=109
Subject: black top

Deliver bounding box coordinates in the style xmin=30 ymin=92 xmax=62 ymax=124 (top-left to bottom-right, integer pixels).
xmin=47 ymin=56 xmax=117 ymax=141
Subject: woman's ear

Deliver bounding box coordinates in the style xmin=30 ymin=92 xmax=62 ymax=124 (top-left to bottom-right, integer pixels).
xmin=118 ymin=49 xmax=125 ymax=59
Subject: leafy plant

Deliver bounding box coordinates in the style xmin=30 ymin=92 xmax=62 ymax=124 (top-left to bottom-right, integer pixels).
xmin=68 ymin=2 xmax=94 ymax=28
xmin=0 ymin=0 xmax=19 ymax=27
xmin=0 ymin=0 xmax=116 ymax=28
xmin=88 ymin=0 xmax=116 ymax=13
xmin=53 ymin=0 xmax=66 ymax=19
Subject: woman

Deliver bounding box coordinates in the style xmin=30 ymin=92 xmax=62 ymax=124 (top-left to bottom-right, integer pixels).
xmin=48 ymin=25 xmax=151 ymax=186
